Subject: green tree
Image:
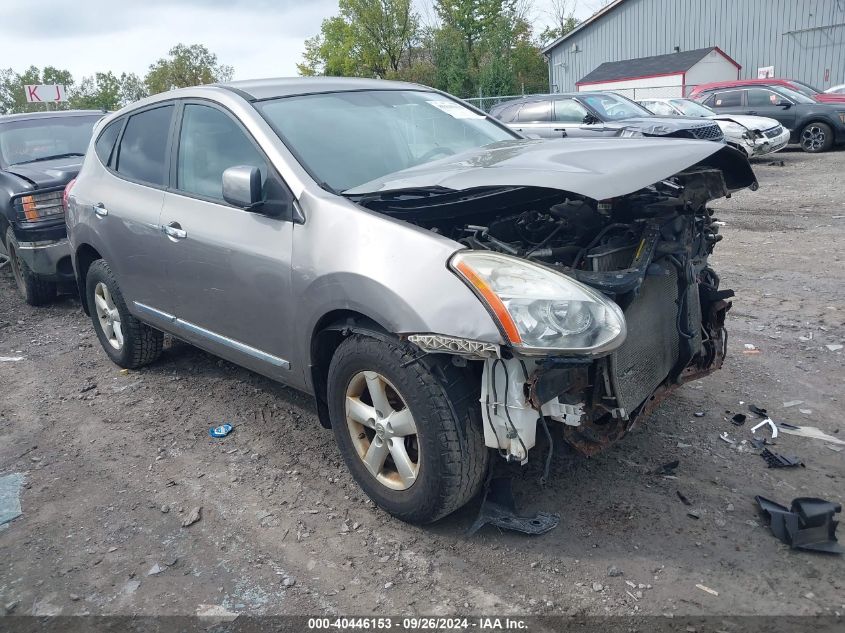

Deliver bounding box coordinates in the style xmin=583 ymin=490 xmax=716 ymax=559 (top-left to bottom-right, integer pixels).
xmin=69 ymin=72 xmax=122 ymax=111
xmin=540 ymin=0 xmax=579 ymax=44
xmin=119 ymin=73 xmax=148 ymax=105
xmin=144 ymin=44 xmax=233 ymax=95
xmin=297 ymin=0 xmax=418 ymax=79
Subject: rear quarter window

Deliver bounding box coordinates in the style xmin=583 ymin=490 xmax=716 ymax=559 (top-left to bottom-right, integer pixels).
xmin=95 ymin=119 xmax=123 ymax=166
xmin=115 ymin=105 xmax=174 ymax=186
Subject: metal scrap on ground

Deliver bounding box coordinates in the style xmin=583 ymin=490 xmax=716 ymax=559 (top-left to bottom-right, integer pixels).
xmin=0 ymin=473 xmax=24 ymax=527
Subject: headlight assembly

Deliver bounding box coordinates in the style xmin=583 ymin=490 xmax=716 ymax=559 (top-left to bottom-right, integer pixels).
xmin=619 ymin=127 xmax=644 ymax=138
xmin=450 ymin=251 xmax=626 ymax=356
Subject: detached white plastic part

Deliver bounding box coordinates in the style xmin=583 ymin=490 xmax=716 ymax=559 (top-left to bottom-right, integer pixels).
xmin=751 ymin=417 xmax=778 ymax=439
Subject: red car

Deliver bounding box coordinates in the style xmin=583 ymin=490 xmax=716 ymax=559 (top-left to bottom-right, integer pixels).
xmin=690 ymin=78 xmax=845 ymax=104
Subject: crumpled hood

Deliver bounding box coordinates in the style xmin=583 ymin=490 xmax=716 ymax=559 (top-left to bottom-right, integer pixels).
xmin=709 ymin=114 xmax=780 ymax=131
xmin=344 ymin=137 xmax=756 ymax=200
xmin=5 ymin=156 xmax=82 ymax=189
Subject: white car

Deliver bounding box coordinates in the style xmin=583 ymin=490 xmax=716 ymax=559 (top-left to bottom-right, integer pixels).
xmin=825 ymin=84 xmax=845 ymax=94
xmin=639 ymin=98 xmax=791 ymax=157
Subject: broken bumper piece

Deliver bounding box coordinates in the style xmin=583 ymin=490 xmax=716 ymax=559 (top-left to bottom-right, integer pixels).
xmin=756 ymin=496 xmax=844 ymax=554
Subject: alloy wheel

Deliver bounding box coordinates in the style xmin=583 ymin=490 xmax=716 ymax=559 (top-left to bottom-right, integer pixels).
xmin=801 ymin=126 xmax=825 ymax=151
xmin=344 ymin=371 xmax=420 ymax=491
xmin=93 ymin=282 xmax=124 ymax=350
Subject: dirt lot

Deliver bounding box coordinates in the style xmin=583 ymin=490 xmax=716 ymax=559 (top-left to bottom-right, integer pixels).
xmin=1 ymin=147 xmax=844 ymax=622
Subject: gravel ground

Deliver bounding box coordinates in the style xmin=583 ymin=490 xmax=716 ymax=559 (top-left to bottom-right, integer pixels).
xmin=1 ymin=147 xmax=843 ymax=621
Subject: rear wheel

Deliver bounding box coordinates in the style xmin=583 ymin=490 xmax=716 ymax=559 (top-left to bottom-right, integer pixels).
xmin=5 ymin=227 xmax=57 ymax=306
xmin=800 ymin=122 xmax=833 ymax=153
xmin=85 ymin=259 xmax=163 ymax=368
xmin=327 ymin=334 xmax=488 ymax=523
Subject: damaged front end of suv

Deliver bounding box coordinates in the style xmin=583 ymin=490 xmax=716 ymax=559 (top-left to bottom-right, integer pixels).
xmin=348 ymin=139 xmax=756 ymax=464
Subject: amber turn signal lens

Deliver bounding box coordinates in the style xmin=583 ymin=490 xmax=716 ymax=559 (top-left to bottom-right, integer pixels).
xmin=454 ymin=260 xmax=522 ymax=345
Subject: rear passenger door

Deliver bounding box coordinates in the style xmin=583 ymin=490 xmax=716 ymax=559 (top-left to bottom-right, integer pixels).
xmin=91 ymin=104 xmax=174 ymax=313
xmin=507 ymin=100 xmax=555 ymax=137
xmin=703 ymin=90 xmax=744 ymax=115
xmin=158 ymin=100 xmax=296 ymax=380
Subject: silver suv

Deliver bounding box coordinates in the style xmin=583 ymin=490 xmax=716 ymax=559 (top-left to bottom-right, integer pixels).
xmin=66 ymin=78 xmax=755 ymax=523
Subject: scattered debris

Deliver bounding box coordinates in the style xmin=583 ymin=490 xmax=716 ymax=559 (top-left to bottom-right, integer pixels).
xmin=467 ymin=477 xmax=559 ymax=536
xmin=782 ymin=400 xmax=803 ymax=408
xmin=731 ymin=413 xmax=747 ymax=426
xmin=147 ymin=563 xmax=165 ymax=576
xmin=748 ymin=405 xmax=769 ymax=418
xmin=825 ymin=344 xmax=843 ymax=352
xmin=676 ymin=491 xmax=692 ymax=506
xmin=749 ymin=437 xmax=774 ymax=450
xmin=827 ymin=445 xmax=843 ymax=453
xmin=0 ymin=356 xmax=24 ymax=362
xmin=687 ymin=509 xmax=702 ymax=519
xmin=756 ymin=496 xmax=844 ymax=554
xmin=653 ymin=460 xmax=679 ymax=476
xmin=760 ymin=448 xmax=804 ymax=469
xmin=779 ymin=422 xmax=800 ymax=430
xmin=778 ymin=425 xmax=845 ymax=446
xmin=282 ymin=576 xmax=296 ymax=588
xmin=209 ymin=424 xmax=234 ymax=438
xmin=695 ymin=584 xmax=719 ymax=596
xmin=719 ymin=432 xmax=736 ymax=444
xmin=693 ymin=411 xmax=706 ymax=418
xmin=742 ymin=344 xmax=761 ymax=355
xmin=676 ymin=441 xmax=692 ymax=449
xmin=0 ymin=473 xmax=24 ymax=527
xmin=751 ymin=418 xmax=778 ymax=439
xmin=592 ymin=582 xmax=603 ymax=592
xmin=181 ymin=506 xmax=202 ymax=528
xmin=607 ymin=566 xmax=623 ymax=577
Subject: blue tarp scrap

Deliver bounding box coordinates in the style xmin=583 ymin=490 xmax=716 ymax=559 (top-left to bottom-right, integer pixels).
xmin=0 ymin=473 xmax=24 ymax=527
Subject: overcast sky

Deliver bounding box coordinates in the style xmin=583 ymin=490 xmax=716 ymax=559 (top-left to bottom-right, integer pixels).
xmin=0 ymin=0 xmax=600 ymax=82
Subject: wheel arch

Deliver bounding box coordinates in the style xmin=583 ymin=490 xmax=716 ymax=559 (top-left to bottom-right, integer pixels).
xmin=74 ymin=243 xmax=103 ymax=315
xmin=309 ymin=309 xmax=395 ymax=429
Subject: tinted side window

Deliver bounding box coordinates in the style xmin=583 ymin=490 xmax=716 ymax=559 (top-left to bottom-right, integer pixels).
xmin=711 ymin=91 xmax=742 ymax=107
xmin=553 ymin=99 xmax=589 ymax=122
xmin=177 ymin=104 xmax=268 ymax=202
xmin=116 ymin=105 xmax=174 ymax=186
xmin=95 ymin=119 xmax=122 ymax=166
xmin=746 ymin=89 xmax=780 ymax=107
xmin=516 ymin=101 xmax=551 ymax=122
xmin=700 ymin=93 xmax=716 ymax=107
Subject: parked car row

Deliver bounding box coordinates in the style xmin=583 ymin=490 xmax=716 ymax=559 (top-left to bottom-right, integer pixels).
xmin=3 ymin=78 xmax=759 ymax=524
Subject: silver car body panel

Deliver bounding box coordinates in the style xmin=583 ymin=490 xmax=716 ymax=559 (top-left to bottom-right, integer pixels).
xmin=344 ymin=137 xmax=737 ymax=199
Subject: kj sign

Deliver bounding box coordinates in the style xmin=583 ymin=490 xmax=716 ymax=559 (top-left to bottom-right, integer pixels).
xmin=24 ymin=84 xmax=67 ymax=103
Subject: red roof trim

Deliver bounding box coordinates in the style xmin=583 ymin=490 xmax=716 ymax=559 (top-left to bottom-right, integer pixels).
xmin=712 ymin=46 xmax=742 ymax=71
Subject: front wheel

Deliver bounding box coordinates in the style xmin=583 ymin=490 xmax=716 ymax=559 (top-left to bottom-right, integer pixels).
xmin=327 ymin=334 xmax=488 ymax=523
xmin=800 ymin=122 xmax=833 ymax=153
xmin=85 ymin=259 xmax=163 ymax=368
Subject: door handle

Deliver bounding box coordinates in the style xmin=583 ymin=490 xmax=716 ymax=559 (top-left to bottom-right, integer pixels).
xmin=746 ymin=111 xmax=758 ymax=115
xmin=163 ymin=222 xmax=187 ymax=240
xmin=93 ymin=203 xmax=108 ymax=217
xmin=553 ymin=128 xmax=568 ymax=136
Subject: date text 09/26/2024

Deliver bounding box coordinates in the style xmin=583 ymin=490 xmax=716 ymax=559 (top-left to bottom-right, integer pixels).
xmin=307 ymin=617 xmax=528 ymax=630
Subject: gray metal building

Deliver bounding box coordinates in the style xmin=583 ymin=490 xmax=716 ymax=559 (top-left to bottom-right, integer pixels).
xmin=543 ymin=0 xmax=845 ymax=94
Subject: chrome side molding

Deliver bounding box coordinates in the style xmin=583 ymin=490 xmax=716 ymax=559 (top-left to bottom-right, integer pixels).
xmin=134 ymin=302 xmax=291 ymax=370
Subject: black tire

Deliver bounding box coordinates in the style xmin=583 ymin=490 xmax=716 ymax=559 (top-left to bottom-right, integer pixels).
xmin=5 ymin=227 xmax=57 ymax=306
xmin=85 ymin=259 xmax=163 ymax=368
xmin=800 ymin=122 xmax=834 ymax=153
xmin=327 ymin=334 xmax=488 ymax=523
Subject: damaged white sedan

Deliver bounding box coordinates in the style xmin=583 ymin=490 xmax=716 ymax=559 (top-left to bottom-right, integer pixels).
xmin=67 ymin=78 xmax=756 ymax=524
xmin=639 ymin=97 xmax=791 ymax=157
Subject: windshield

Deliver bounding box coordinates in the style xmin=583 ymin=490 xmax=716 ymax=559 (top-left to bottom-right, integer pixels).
xmin=772 ymin=86 xmax=816 ymax=104
xmin=671 ymin=99 xmax=715 ymax=117
xmin=0 ymin=115 xmax=100 ymax=166
xmin=577 ymin=93 xmax=653 ymax=120
xmin=255 ymin=90 xmax=516 ymax=192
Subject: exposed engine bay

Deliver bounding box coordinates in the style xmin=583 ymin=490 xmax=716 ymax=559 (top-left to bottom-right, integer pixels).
xmin=353 ymin=158 xmax=746 ymax=462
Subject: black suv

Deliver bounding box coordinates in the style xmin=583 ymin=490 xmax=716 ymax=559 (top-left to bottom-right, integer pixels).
xmin=696 ymin=85 xmax=845 ymax=153
xmin=489 ymin=91 xmax=725 ymax=142
xmin=1 ymin=110 xmax=103 ymax=304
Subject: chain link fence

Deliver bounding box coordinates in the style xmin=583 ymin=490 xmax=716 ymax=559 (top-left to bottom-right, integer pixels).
xmin=464 ymin=85 xmax=699 ymax=112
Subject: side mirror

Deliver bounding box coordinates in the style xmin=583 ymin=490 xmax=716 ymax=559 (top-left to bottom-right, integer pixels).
xmin=582 ymin=113 xmax=598 ymax=124
xmin=222 ymin=165 xmax=262 ymax=209
xmin=777 ymin=99 xmax=792 ymax=108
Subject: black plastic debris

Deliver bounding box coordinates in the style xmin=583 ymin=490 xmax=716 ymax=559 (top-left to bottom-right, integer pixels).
xmin=676 ymin=490 xmax=692 ymax=506
xmin=748 ymin=404 xmax=768 ymax=418
xmin=468 ymin=477 xmax=559 ymax=536
xmin=653 ymin=460 xmax=679 ymax=476
xmin=779 ymin=422 xmax=800 ymax=430
xmin=760 ymin=448 xmax=804 ymax=469
xmin=750 ymin=437 xmax=774 ymax=450
xmin=755 ymin=496 xmax=844 ymax=554
xmin=731 ymin=413 xmax=747 ymax=426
